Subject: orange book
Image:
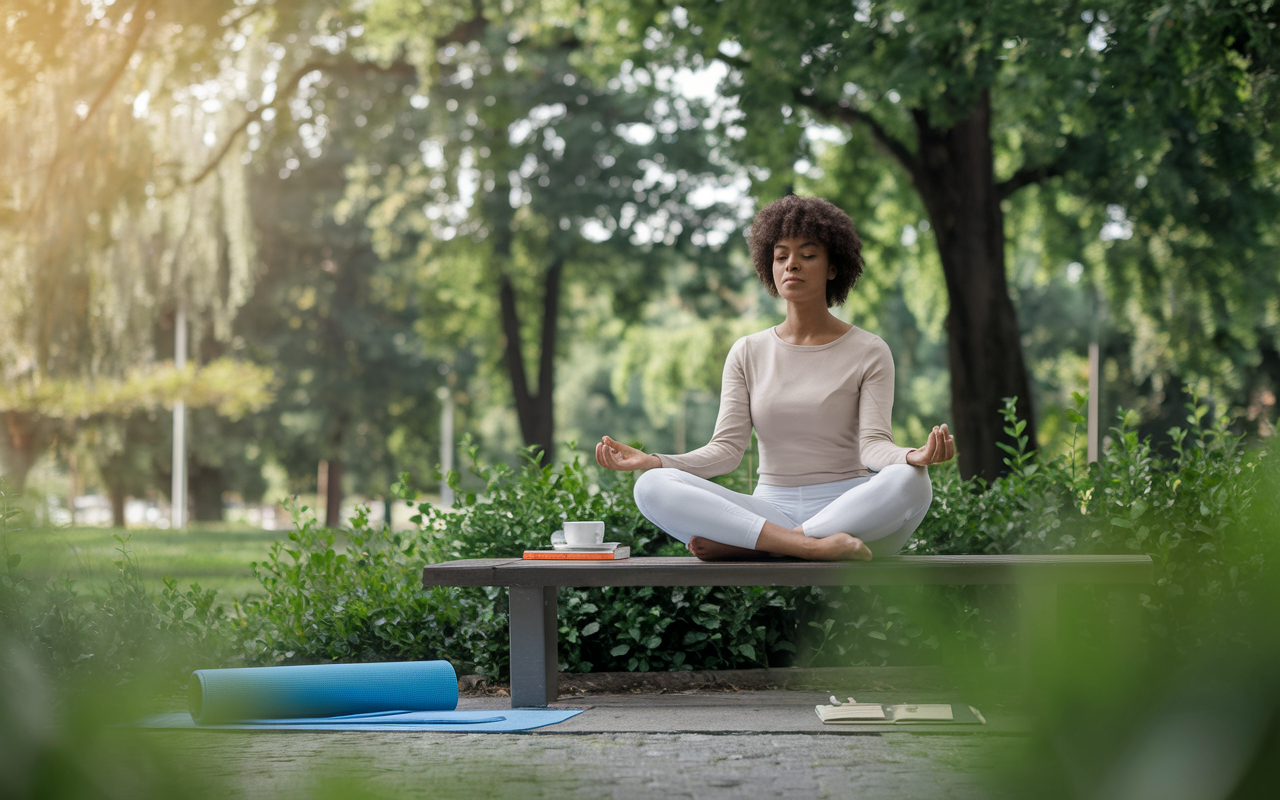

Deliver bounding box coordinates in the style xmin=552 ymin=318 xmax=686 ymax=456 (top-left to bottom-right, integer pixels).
xmin=522 ymin=546 xmax=630 ymax=560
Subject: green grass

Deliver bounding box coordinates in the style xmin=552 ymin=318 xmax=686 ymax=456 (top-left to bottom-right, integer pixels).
xmin=2 ymin=524 xmax=295 ymax=600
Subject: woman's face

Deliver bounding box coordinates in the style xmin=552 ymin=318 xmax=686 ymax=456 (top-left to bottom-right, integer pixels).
xmin=772 ymin=237 xmax=835 ymax=305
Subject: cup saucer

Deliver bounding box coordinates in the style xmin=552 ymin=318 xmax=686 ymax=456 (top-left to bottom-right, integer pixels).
xmin=552 ymin=542 xmax=614 ymax=551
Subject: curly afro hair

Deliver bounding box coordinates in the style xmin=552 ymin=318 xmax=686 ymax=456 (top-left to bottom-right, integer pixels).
xmin=749 ymin=194 xmax=864 ymax=308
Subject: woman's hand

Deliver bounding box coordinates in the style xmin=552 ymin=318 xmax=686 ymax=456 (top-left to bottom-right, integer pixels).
xmin=906 ymin=424 xmax=955 ymax=467
xmin=596 ymin=436 xmax=662 ymax=472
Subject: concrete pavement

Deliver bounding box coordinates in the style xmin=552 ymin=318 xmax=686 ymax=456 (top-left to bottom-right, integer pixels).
xmin=142 ymin=688 xmax=1032 ymax=799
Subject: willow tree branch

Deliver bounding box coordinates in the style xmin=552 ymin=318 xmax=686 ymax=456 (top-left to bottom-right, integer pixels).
xmin=71 ymin=0 xmax=156 ymax=139
xmin=185 ymin=60 xmax=323 ymax=186
xmin=28 ymin=0 xmax=155 ymax=215
xmin=187 ymin=1 xmax=490 ymax=188
xmin=218 ymin=3 xmax=266 ymax=30
xmin=183 ymin=58 xmax=417 ymax=187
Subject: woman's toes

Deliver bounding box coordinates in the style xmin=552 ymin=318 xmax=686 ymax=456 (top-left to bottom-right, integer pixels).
xmin=688 ymin=536 xmax=713 ymax=559
xmin=688 ymin=537 xmax=759 ymax=561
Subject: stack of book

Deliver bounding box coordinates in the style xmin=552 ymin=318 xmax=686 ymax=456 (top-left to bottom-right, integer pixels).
xmin=522 ymin=542 xmax=630 ymax=560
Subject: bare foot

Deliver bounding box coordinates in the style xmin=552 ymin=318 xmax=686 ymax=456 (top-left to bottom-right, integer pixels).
xmin=804 ymin=533 xmax=873 ymax=562
xmin=753 ymin=522 xmax=874 ymax=561
xmin=688 ymin=536 xmax=761 ymax=561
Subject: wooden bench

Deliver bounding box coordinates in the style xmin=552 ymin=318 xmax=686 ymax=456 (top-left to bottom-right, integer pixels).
xmin=421 ymin=554 xmax=1154 ymax=707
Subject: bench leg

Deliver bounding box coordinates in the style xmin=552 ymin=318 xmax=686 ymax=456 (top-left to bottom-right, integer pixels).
xmin=509 ymin=586 xmax=558 ymax=708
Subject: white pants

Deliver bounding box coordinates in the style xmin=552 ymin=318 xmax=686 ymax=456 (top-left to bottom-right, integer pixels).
xmin=633 ymin=464 xmax=932 ymax=557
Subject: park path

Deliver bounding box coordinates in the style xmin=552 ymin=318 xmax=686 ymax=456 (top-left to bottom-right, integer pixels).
xmin=144 ymin=689 xmax=1030 ymax=799
xmin=153 ymin=730 xmax=1017 ymax=799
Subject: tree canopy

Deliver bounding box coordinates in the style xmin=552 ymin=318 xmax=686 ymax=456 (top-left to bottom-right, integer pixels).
xmin=618 ymin=0 xmax=1280 ymax=479
xmin=2 ymin=0 xmax=1276 ymax=517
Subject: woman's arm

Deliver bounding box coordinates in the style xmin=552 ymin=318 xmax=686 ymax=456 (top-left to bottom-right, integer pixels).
xmin=649 ymin=340 xmax=753 ymax=478
xmin=857 ymin=340 xmax=916 ymax=470
xmin=597 ymin=340 xmax=753 ymax=476
xmin=858 ymin=339 xmax=955 ymax=468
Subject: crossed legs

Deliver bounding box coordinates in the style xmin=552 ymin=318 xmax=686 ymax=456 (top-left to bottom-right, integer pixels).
xmin=632 ymin=464 xmax=933 ymax=562
xmin=693 ymin=520 xmax=874 ymax=561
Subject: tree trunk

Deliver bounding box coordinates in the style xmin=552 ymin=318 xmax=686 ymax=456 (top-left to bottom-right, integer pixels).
xmin=909 ymin=91 xmax=1036 ymax=484
xmin=189 ymin=462 xmax=226 ymax=523
xmin=108 ymin=482 xmax=127 ymax=529
xmin=0 ymin=411 xmax=45 ymax=494
xmin=498 ymin=255 xmax=564 ymax=465
xmin=324 ymin=457 xmax=343 ymax=528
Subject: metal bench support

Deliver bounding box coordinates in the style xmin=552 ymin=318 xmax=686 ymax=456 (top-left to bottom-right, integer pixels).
xmin=420 ymin=556 xmax=1154 ymax=708
xmin=509 ymin=585 xmax=558 ymax=707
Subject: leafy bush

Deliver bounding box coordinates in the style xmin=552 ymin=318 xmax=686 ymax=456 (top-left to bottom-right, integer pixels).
xmin=217 ymin=448 xmax=798 ymax=677
xmin=232 ymin=502 xmax=511 ymax=676
xmin=2 ymin=395 xmax=1272 ymax=687
xmin=264 ymin=398 xmax=1270 ymax=676
xmin=916 ymin=396 xmax=1274 ymax=651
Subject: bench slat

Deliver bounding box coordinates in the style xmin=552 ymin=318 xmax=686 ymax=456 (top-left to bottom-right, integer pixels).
xmin=422 ymin=555 xmax=1153 ymax=589
xmin=421 ymin=558 xmax=523 ymax=587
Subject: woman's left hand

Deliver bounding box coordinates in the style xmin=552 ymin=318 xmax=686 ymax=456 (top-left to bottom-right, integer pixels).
xmin=906 ymin=424 xmax=955 ymax=467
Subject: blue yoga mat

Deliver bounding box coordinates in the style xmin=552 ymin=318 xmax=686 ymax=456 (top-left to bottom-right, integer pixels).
xmin=136 ymin=709 xmax=583 ymax=733
xmin=188 ymin=661 xmax=459 ymax=723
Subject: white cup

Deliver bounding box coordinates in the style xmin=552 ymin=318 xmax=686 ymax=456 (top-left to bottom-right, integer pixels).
xmin=562 ymin=521 xmax=605 ymax=546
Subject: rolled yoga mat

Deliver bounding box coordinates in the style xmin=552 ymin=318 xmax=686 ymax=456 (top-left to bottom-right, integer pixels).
xmin=188 ymin=661 xmax=459 ymax=724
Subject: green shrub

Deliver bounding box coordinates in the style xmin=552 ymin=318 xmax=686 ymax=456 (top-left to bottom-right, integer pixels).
xmin=228 ymin=400 xmax=1276 ymax=677
xmin=248 ymin=399 xmax=1249 ymax=673
xmin=916 ymin=396 xmax=1274 ymax=651
xmin=232 ymin=501 xmax=512 ymax=677
xmin=2 ymin=394 xmax=1272 ymax=687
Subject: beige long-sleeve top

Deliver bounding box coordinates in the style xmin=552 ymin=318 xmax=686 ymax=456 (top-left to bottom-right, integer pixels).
xmin=655 ymin=326 xmax=913 ymax=487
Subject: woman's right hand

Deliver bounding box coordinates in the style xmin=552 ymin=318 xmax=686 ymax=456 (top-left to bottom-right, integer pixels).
xmin=596 ymin=436 xmax=662 ymax=472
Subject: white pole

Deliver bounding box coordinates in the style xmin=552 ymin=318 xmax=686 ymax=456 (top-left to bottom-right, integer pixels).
xmin=437 ymin=386 xmax=454 ymax=507
xmin=1087 ymin=341 xmax=1100 ymax=464
xmin=171 ymin=303 xmax=187 ymax=529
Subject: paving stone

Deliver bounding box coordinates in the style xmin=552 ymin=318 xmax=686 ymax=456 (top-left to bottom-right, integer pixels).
xmin=139 ymin=690 xmax=1028 ymax=799
xmin=147 ymin=730 xmax=1022 ymax=799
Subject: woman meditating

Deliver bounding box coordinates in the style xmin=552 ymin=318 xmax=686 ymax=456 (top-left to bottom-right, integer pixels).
xmin=596 ymin=194 xmax=955 ymax=561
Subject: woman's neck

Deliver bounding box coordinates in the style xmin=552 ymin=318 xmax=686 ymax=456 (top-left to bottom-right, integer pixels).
xmin=774 ymin=302 xmax=852 ymax=346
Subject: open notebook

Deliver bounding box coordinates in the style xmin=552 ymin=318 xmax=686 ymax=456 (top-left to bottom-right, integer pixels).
xmin=815 ymin=699 xmax=986 ymax=725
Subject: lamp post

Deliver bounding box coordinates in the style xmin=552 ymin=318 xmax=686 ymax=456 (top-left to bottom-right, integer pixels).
xmin=437 ymin=385 xmax=454 ymax=508
xmin=1087 ymin=341 xmax=1100 ymax=464
xmin=1087 ymin=283 xmax=1106 ymax=465
xmin=171 ymin=302 xmax=187 ymax=529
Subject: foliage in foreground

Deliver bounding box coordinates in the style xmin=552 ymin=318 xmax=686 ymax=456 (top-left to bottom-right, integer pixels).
xmin=918 ymin=397 xmax=1277 ymax=651
xmin=0 ymin=486 xmax=232 ymax=687
xmin=1 ymin=398 xmax=1274 ymax=687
